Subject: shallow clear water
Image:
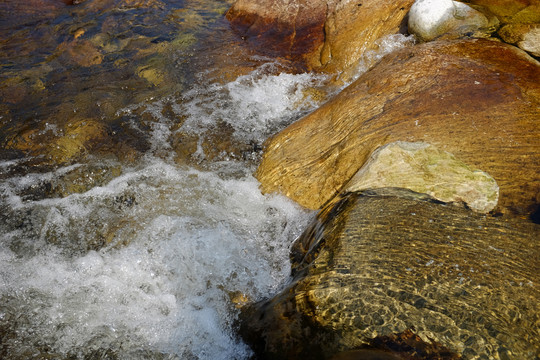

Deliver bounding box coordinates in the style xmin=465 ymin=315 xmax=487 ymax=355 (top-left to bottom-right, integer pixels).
xmin=0 ymin=1 xmax=414 ymax=358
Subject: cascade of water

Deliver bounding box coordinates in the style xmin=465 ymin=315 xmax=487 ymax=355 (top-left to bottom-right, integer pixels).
xmin=0 ymin=62 xmax=323 ymax=360
xmin=0 ymin=1 xmax=415 ymax=357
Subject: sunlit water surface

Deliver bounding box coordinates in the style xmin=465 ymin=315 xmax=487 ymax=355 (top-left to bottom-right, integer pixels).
xmin=0 ymin=1 xmax=414 ymax=358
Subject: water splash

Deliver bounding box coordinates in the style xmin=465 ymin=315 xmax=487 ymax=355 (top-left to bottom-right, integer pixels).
xmin=175 ymin=63 xmax=328 ymax=144
xmin=345 ymin=34 xmax=415 ymax=84
xmin=0 ymin=159 xmax=314 ymax=359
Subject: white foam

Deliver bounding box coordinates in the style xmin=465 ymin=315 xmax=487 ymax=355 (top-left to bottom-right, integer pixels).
xmin=176 ymin=63 xmax=327 ymax=144
xmin=112 ymin=64 xmax=326 ymax=162
xmin=0 ymin=159 xmax=313 ymax=359
xmin=346 ymin=34 xmax=415 ymax=84
xmin=0 ymin=54 xmax=327 ymax=360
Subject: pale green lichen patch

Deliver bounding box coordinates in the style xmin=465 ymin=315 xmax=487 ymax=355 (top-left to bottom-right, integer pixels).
xmin=344 ymin=141 xmax=499 ymax=212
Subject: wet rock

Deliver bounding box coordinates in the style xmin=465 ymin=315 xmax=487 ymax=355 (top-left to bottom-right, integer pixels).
xmin=498 ymin=23 xmax=540 ymax=57
xmin=408 ymin=0 xmax=497 ymax=41
xmin=343 ymin=141 xmax=499 ymax=213
xmin=465 ymin=0 xmax=540 ymax=24
xmin=226 ymin=0 xmax=414 ymax=76
xmin=464 ymin=0 xmax=540 ymax=56
xmin=240 ymin=188 xmax=539 ymax=359
xmin=256 ymin=39 xmax=540 ymax=216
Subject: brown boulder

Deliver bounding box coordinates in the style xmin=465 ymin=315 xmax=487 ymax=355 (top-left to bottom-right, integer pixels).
xmin=255 ymin=39 xmax=540 ymax=216
xmin=226 ymin=0 xmax=414 ymax=75
xmin=240 ymin=188 xmax=540 ymax=359
xmin=464 ymin=0 xmax=540 ymax=57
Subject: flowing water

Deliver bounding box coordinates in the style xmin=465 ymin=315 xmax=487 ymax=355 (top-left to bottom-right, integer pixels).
xmin=0 ymin=1 xmax=413 ymax=358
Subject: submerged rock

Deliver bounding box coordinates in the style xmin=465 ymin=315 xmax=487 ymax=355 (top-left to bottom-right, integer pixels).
xmin=226 ymin=0 xmax=414 ymax=76
xmin=0 ymin=0 xmax=65 ymax=21
xmin=408 ymin=0 xmax=497 ymax=41
xmin=331 ymin=329 xmax=462 ymax=360
xmin=240 ymin=188 xmax=540 ymax=359
xmin=2 ymin=117 xmax=141 ymax=168
xmin=256 ymin=39 xmax=540 ymax=216
xmin=343 ymin=141 xmax=499 ymax=213
xmin=55 ymin=39 xmax=104 ymax=67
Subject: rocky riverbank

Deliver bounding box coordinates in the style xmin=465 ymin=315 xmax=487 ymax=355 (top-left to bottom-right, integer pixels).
xmin=227 ymin=0 xmax=540 ymax=358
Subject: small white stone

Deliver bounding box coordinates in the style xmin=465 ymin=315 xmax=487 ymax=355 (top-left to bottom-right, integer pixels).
xmin=520 ymin=27 xmax=540 ymax=57
xmin=408 ymin=0 xmax=488 ymax=41
xmin=408 ymin=0 xmax=456 ymax=41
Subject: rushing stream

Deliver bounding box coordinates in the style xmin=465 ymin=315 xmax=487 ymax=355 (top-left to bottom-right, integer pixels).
xmin=0 ymin=0 xmax=414 ymax=358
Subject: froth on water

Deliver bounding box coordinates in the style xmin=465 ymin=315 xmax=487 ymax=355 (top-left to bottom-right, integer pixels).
xmin=0 ymin=158 xmax=313 ymax=359
xmin=0 ymin=19 xmax=419 ymax=359
xmin=0 ymin=62 xmax=329 ymax=358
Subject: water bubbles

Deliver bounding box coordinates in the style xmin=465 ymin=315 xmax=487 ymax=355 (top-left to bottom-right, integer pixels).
xmin=0 ymin=159 xmax=313 ymax=359
xmin=347 ymin=34 xmax=415 ymax=84
xmin=176 ymin=62 xmax=328 ymax=144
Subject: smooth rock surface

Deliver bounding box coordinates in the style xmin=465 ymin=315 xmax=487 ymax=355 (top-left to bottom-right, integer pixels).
xmin=226 ymin=0 xmax=414 ymax=75
xmin=256 ymin=39 xmax=540 ymax=215
xmin=343 ymin=141 xmax=499 ymax=213
xmin=408 ymin=0 xmax=494 ymax=41
xmin=240 ymin=188 xmax=540 ymax=359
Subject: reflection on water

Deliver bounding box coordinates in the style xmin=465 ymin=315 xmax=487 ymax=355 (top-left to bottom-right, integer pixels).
xmin=0 ymin=0 xmax=322 ymax=358
xmin=0 ymin=0 xmax=266 ymax=169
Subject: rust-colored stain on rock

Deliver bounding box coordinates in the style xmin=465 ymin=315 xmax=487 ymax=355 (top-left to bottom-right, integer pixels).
xmin=226 ymin=0 xmax=414 ymax=74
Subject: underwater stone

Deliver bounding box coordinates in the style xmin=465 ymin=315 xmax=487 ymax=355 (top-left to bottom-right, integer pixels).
xmin=239 ymin=188 xmax=540 ymax=359
xmin=56 ymin=39 xmax=103 ymax=67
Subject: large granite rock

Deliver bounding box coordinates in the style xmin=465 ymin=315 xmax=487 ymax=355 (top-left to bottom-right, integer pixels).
xmin=240 ymin=188 xmax=540 ymax=359
xmin=255 ymin=39 xmax=540 ymax=216
xmin=343 ymin=141 xmax=499 ymax=213
xmin=226 ymin=0 xmax=414 ymax=75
